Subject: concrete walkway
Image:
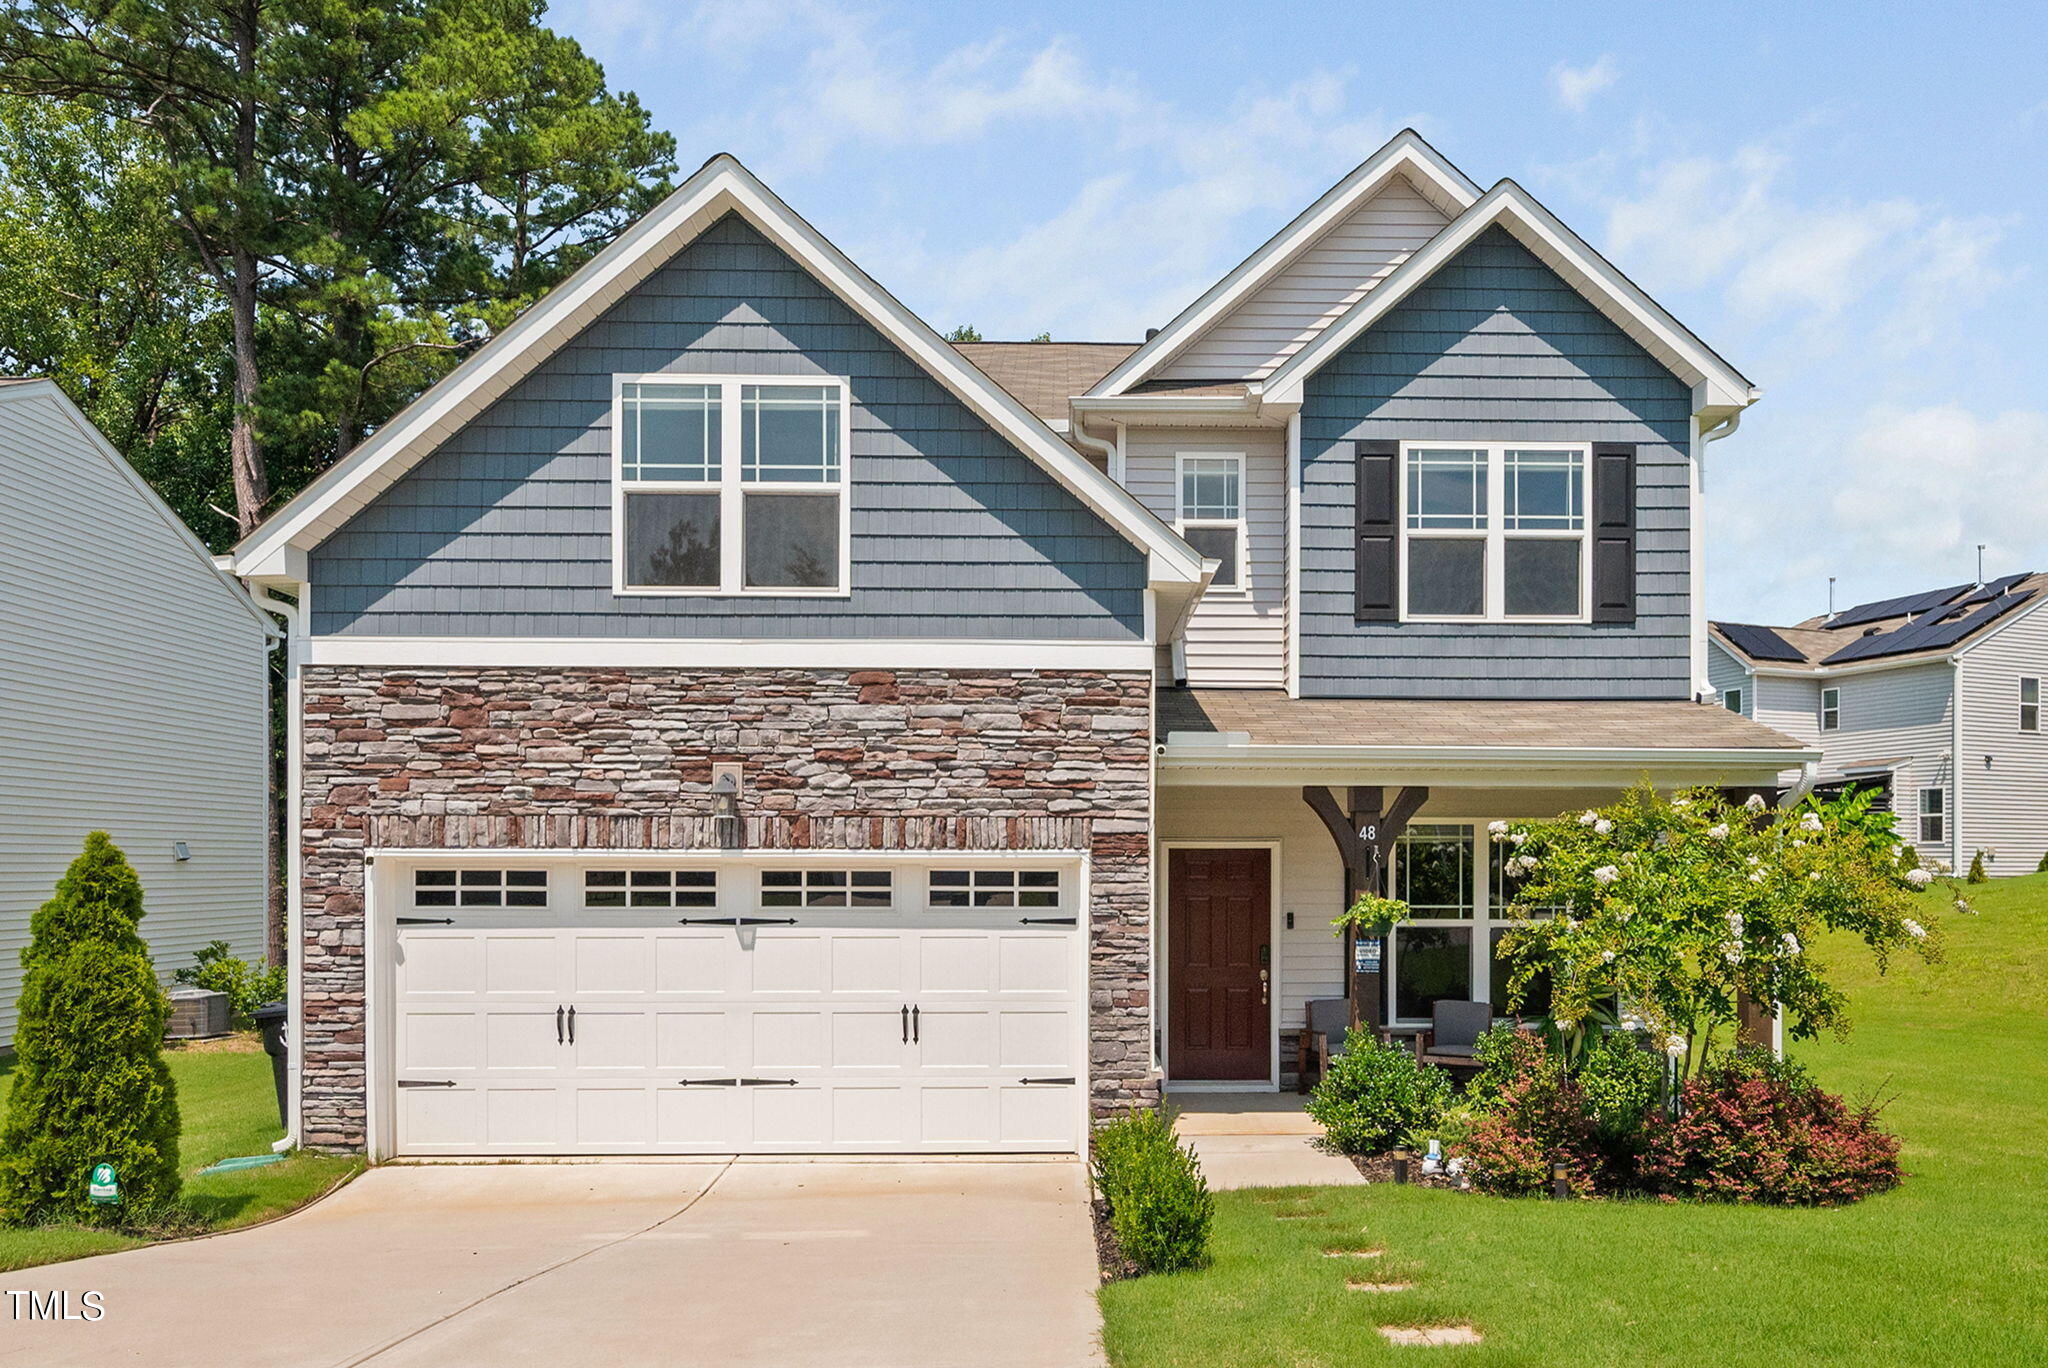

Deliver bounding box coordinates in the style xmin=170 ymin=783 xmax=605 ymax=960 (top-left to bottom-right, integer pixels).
xmin=1170 ymin=1092 xmax=1367 ymax=1190
xmin=1 ymin=1160 xmax=1104 ymax=1368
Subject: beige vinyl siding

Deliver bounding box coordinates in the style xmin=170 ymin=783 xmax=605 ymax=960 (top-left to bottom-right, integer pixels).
xmin=1812 ymin=663 xmax=1956 ymax=869
xmin=1124 ymin=427 xmax=1286 ymax=688
xmin=0 ymin=388 xmax=271 ymax=1037
xmin=1751 ymin=672 xmax=1821 ymax=788
xmin=1956 ymin=601 xmax=2048 ymax=874
xmin=1156 ymin=175 xmax=1449 ymax=382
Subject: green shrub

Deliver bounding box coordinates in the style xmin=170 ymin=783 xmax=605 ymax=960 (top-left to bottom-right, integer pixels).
xmin=0 ymin=833 xmax=181 ymax=1225
xmin=1408 ymin=1103 xmax=1482 ymax=1156
xmin=1461 ymin=1032 xmax=1606 ymax=1196
xmin=1091 ymin=1109 xmax=1212 ymax=1274
xmin=1468 ymin=1024 xmax=1546 ymax=1106
xmin=2038 ymin=849 xmax=2048 ymax=874
xmin=174 ymin=940 xmax=286 ymax=1029
xmin=1967 ymin=850 xmax=1988 ymax=883
xmin=1578 ymin=1030 xmax=1664 ymax=1138
xmin=1305 ymin=1032 xmax=1453 ymax=1154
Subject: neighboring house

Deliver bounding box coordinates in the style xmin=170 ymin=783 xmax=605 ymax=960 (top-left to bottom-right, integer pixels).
xmin=0 ymin=378 xmax=276 ymax=1039
xmin=230 ymin=131 xmax=1813 ymax=1159
xmin=1711 ymin=572 xmax=2048 ymax=875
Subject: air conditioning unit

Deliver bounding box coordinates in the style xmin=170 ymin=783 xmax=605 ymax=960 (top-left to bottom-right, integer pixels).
xmin=166 ymin=987 xmax=231 ymax=1040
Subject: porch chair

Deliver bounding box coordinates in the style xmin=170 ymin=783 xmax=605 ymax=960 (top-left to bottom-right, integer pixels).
xmin=1295 ymin=998 xmax=1352 ymax=1094
xmin=1416 ymin=999 xmax=1494 ymax=1075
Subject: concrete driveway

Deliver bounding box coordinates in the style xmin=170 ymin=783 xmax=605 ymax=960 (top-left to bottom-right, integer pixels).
xmin=1 ymin=1160 xmax=1105 ymax=1368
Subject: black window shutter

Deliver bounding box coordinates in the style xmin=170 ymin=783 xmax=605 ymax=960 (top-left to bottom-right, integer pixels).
xmin=1590 ymin=442 xmax=1637 ymax=624
xmin=1354 ymin=440 xmax=1400 ymax=621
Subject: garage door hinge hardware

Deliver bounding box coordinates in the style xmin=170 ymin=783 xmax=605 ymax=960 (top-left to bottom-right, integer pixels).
xmin=397 ymin=916 xmax=455 ymax=925
xmin=397 ymin=1079 xmax=457 ymax=1088
xmin=1019 ymin=916 xmax=1078 ymax=926
xmin=676 ymin=916 xmax=800 ymax=926
xmin=1018 ymin=1077 xmax=1075 ymax=1086
xmin=737 ymin=1078 xmax=798 ymax=1087
xmin=676 ymin=1078 xmax=740 ymax=1087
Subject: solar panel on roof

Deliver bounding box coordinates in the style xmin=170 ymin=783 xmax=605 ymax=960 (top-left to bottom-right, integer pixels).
xmin=1713 ymin=622 xmax=1806 ymax=662
xmin=1958 ymin=572 xmax=2032 ymax=607
xmin=1827 ymin=582 xmax=1973 ymax=630
xmin=1821 ymin=590 xmax=2036 ymax=664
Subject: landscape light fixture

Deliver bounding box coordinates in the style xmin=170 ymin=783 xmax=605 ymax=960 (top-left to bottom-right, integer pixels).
xmin=1550 ymin=1161 xmax=1573 ymax=1200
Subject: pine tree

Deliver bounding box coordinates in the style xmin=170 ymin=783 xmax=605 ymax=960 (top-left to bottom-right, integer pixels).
xmin=0 ymin=834 xmax=181 ymax=1225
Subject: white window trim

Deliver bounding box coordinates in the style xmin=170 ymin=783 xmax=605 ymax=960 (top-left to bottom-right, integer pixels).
xmin=1173 ymin=451 xmax=1249 ymax=596
xmin=1397 ymin=440 xmax=1591 ymax=625
xmin=1918 ymin=787 xmax=1945 ymax=846
xmin=1385 ymin=820 xmax=1555 ymax=1025
xmin=1820 ymin=686 xmax=1841 ymax=732
xmin=610 ymin=372 xmax=854 ymax=598
xmin=2020 ymin=676 xmax=2040 ymax=733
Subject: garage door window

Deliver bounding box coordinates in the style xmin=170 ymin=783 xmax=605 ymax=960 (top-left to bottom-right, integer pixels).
xmin=414 ymin=868 xmax=548 ymax=908
xmin=585 ymin=869 xmax=716 ymax=909
xmin=761 ymin=869 xmax=893 ymax=908
xmin=928 ymin=869 xmax=1060 ymax=908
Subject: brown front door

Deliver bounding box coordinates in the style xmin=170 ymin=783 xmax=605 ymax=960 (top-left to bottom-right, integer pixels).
xmin=1167 ymin=848 xmax=1271 ymax=1080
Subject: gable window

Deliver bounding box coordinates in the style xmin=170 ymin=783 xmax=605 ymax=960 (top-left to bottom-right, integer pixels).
xmin=1918 ymin=787 xmax=1945 ymax=845
xmin=1176 ymin=454 xmax=1245 ymax=590
xmin=1723 ymin=687 xmax=1743 ymax=715
xmin=2021 ymin=677 xmax=2040 ymax=732
xmin=1820 ymin=686 xmax=1841 ymax=732
xmin=1401 ymin=443 xmax=1588 ymax=622
xmin=615 ymin=375 xmax=849 ymax=596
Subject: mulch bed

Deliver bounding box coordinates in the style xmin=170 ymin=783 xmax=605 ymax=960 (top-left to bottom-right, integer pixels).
xmin=1092 ymin=1199 xmax=1141 ymax=1284
xmin=1346 ymin=1151 xmax=1468 ymax=1189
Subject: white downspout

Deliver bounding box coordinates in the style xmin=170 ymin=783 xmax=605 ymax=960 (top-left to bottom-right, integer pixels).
xmin=1950 ymin=656 xmax=1964 ymax=874
xmin=252 ymin=585 xmax=304 ymax=1154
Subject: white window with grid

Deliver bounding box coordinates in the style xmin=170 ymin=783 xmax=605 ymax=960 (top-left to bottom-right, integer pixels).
xmin=760 ymin=868 xmax=894 ymax=908
xmin=613 ymin=374 xmax=850 ymax=596
xmin=928 ymin=868 xmax=1061 ymax=909
xmin=1382 ymin=823 xmax=1559 ymax=1024
xmin=1400 ymin=443 xmax=1590 ymax=622
xmin=1175 ymin=453 xmax=1246 ymax=591
xmin=413 ymin=868 xmax=548 ymax=908
xmin=583 ymin=869 xmax=717 ymax=909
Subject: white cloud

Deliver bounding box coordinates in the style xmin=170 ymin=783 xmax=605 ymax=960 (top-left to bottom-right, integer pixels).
xmin=1550 ymin=56 xmax=1618 ymax=113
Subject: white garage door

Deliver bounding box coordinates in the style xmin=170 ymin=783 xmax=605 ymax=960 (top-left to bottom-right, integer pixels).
xmin=387 ymin=860 xmax=1084 ymax=1156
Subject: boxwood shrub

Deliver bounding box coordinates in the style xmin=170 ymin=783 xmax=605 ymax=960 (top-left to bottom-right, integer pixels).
xmin=1091 ymin=1108 xmax=1213 ymax=1274
xmin=1305 ymin=1032 xmax=1453 ymax=1154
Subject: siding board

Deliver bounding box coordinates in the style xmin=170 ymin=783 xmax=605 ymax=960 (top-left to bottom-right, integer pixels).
xmin=310 ymin=214 xmax=1147 ymax=640
xmin=1957 ymin=603 xmax=2048 ymax=872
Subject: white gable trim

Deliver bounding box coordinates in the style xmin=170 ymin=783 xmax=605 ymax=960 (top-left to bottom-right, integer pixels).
xmin=1260 ymin=180 xmax=1758 ymax=416
xmin=0 ymin=380 xmax=278 ymax=635
xmin=230 ymin=155 xmax=1205 ymax=589
xmin=1086 ymin=130 xmax=1481 ymax=399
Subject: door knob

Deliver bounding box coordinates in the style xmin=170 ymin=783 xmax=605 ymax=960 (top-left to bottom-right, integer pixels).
xmin=1259 ymin=968 xmax=1269 ymax=1006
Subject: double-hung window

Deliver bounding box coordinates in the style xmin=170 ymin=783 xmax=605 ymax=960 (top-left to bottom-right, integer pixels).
xmin=1820 ymin=686 xmax=1841 ymax=732
xmin=1918 ymin=788 xmax=1945 ymax=845
xmin=615 ymin=375 xmax=850 ymax=595
xmin=1176 ymin=454 xmax=1246 ymax=590
xmin=1401 ymin=442 xmax=1588 ymax=621
xmin=2020 ymin=677 xmax=2040 ymax=732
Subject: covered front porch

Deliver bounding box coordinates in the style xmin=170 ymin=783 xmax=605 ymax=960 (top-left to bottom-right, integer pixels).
xmin=1149 ymin=689 xmax=1819 ymax=1092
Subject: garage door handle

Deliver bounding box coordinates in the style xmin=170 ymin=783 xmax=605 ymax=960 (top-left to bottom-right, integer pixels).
xmin=1019 ymin=916 xmax=1077 ymax=926
xmin=902 ymin=1004 xmax=909 ymax=1043
xmin=556 ymin=1005 xmax=564 ymax=1044
xmin=912 ymin=1005 xmax=920 ymax=1043
xmin=397 ymin=1079 xmax=457 ymax=1089
xmin=567 ymin=1005 xmax=575 ymax=1044
xmin=1019 ymin=1077 xmax=1075 ymax=1086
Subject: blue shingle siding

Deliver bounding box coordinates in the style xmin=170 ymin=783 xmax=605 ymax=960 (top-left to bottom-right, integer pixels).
xmin=1299 ymin=227 xmax=1694 ymax=699
xmin=309 ymin=214 xmax=1147 ymax=639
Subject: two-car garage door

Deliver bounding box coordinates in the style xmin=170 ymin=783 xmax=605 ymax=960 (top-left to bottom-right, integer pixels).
xmin=386 ymin=858 xmax=1085 ymax=1156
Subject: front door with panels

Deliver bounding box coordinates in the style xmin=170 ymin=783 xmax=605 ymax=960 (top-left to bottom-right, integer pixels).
xmin=1167 ymin=848 xmax=1271 ymax=1081
xmin=389 ymin=861 xmax=1084 ymax=1155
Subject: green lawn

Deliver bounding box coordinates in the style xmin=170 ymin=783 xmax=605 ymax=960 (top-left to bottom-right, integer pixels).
xmin=1101 ymin=875 xmax=2048 ymax=1367
xmin=0 ymin=1039 xmax=361 ymax=1271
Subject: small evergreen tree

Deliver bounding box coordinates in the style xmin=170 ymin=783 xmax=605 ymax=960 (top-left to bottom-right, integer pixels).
xmin=0 ymin=833 xmax=180 ymax=1224
xmin=2036 ymin=849 xmax=2048 ymax=874
xmin=1967 ymin=850 xmax=1988 ymax=884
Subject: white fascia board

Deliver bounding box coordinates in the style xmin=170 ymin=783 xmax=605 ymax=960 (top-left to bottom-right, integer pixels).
xmin=1087 ymin=130 xmax=1481 ymax=399
xmin=1157 ymin=741 xmax=1821 ymax=789
xmin=231 ymin=155 xmax=1204 ymax=590
xmin=303 ymin=635 xmax=1159 ymax=671
xmin=1747 ymin=653 xmax=1960 ymax=681
xmin=1261 ymin=181 xmax=1757 ymax=415
xmin=0 ymin=380 xmax=280 ymax=637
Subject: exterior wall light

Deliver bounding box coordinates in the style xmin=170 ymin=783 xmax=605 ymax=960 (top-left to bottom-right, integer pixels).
xmin=710 ymin=765 xmax=743 ymax=848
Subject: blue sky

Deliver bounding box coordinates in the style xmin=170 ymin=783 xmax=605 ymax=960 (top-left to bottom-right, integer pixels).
xmin=553 ymin=0 xmax=2048 ymax=624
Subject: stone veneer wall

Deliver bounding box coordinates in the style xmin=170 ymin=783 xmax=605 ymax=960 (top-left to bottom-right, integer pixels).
xmin=298 ymin=666 xmax=1155 ymax=1149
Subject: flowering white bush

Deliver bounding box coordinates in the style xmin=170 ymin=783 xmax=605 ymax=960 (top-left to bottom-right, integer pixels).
xmin=1488 ymin=784 xmax=1946 ymax=1076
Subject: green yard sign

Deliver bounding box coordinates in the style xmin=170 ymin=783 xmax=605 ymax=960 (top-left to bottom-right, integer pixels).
xmin=87 ymin=1162 xmax=119 ymax=1206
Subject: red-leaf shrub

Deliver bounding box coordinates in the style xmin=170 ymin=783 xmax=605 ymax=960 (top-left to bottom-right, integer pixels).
xmin=1462 ymin=1035 xmax=1605 ymax=1196
xmin=1639 ymin=1051 xmax=1901 ymax=1206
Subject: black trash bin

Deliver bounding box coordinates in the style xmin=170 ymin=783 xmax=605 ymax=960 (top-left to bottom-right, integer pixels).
xmin=253 ymin=1001 xmax=289 ymax=1130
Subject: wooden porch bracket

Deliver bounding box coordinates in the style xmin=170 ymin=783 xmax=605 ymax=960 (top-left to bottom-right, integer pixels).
xmin=1301 ymin=784 xmax=1430 ymax=1032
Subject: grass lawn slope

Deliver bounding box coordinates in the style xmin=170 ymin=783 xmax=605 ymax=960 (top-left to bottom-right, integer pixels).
xmin=1099 ymin=874 xmax=2048 ymax=1367
xmin=0 ymin=1037 xmax=360 ymax=1271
